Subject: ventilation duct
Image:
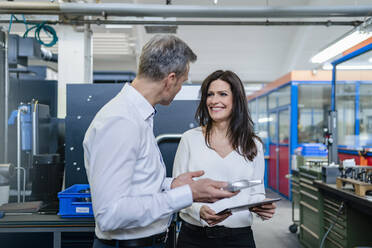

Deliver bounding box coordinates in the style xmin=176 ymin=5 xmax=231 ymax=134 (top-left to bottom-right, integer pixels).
xmin=144 ymin=25 xmax=178 ymax=34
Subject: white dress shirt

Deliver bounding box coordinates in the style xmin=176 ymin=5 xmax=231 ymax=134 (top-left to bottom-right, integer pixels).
xmin=83 ymin=83 xmax=193 ymax=240
xmin=173 ymin=127 xmax=265 ymax=228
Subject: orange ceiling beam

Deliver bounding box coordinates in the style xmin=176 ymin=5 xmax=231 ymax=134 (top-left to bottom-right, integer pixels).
xmin=342 ymin=36 xmax=372 ymax=56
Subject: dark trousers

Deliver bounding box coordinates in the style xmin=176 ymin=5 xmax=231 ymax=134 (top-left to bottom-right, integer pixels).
xmin=177 ymin=222 xmax=256 ymax=248
xmin=93 ymin=238 xmax=165 ymax=248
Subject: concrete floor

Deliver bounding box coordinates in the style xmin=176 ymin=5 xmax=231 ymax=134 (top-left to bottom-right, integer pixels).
xmin=252 ymin=189 xmax=301 ymax=248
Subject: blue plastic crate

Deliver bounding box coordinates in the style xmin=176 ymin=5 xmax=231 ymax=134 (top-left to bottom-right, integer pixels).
xmin=58 ymin=184 xmax=94 ymax=218
xmin=301 ymin=143 xmax=328 ymax=157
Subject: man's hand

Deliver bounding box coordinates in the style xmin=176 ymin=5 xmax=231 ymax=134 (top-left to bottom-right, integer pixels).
xmin=171 ymin=171 xmax=238 ymax=203
xmin=171 ymin=170 xmax=205 ymax=189
xmin=200 ymin=205 xmax=231 ymax=226
xmin=250 ymin=200 xmax=277 ymax=220
xmin=189 ymin=178 xmax=238 ymax=202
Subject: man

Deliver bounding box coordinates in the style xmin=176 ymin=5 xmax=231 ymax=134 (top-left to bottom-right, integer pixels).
xmin=83 ymin=35 xmax=237 ymax=248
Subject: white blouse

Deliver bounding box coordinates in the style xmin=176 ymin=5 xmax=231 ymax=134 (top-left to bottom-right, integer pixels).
xmin=173 ymin=127 xmax=266 ymax=228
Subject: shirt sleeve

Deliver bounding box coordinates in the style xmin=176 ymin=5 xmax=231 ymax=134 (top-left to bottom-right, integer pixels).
xmin=84 ymin=117 xmax=192 ymax=232
xmin=172 ymin=134 xmax=204 ymax=222
xmin=161 ymin=177 xmax=174 ymax=191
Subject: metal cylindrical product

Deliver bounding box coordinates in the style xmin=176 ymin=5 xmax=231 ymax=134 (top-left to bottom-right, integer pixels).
xmin=0 ymin=163 xmax=13 ymax=206
xmin=0 ymin=163 xmax=14 ymax=180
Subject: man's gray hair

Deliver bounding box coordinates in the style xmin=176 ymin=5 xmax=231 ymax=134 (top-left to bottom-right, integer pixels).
xmin=138 ymin=34 xmax=197 ymax=81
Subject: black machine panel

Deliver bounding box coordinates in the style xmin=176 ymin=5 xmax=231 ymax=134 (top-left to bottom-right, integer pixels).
xmin=65 ymin=84 xmax=199 ymax=187
xmin=6 ymin=79 xmax=58 ymax=169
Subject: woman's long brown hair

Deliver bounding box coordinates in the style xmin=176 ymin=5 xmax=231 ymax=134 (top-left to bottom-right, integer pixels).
xmin=196 ymin=70 xmax=261 ymax=161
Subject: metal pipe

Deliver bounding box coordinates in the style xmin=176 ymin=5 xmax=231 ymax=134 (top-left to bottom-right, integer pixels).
xmin=16 ymin=104 xmax=29 ymax=203
xmin=0 ymin=2 xmax=372 ymax=18
xmin=155 ymin=134 xmax=182 ymax=145
xmin=0 ymin=28 xmax=9 ymax=164
xmin=0 ymin=19 xmax=363 ymax=26
xmin=32 ymin=101 xmax=38 ymax=156
xmin=0 ymin=2 xmax=59 ymax=14
xmin=4 ymin=30 xmax=8 ymax=163
xmin=21 ymin=166 xmax=26 ymax=202
xmin=16 ymin=107 xmax=21 ymax=203
xmin=59 ymin=4 xmax=372 ymax=18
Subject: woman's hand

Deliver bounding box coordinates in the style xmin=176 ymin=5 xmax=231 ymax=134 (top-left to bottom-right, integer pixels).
xmin=200 ymin=205 xmax=231 ymax=226
xmin=250 ymin=200 xmax=277 ymax=220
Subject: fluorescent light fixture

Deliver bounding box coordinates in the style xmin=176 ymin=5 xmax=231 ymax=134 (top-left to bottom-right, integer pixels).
xmin=258 ymin=117 xmax=273 ymax=123
xmin=174 ymin=85 xmax=201 ymax=100
xmin=322 ymin=64 xmax=372 ymax=70
xmin=105 ymin=25 xmax=133 ymax=29
xmin=322 ymin=63 xmax=333 ymax=70
xmin=143 ymin=17 xmax=176 ymax=22
xmin=311 ymin=27 xmax=372 ymax=64
xmin=244 ymin=85 xmax=263 ymax=92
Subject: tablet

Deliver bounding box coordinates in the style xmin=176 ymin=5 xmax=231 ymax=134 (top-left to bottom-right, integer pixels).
xmin=216 ymin=198 xmax=281 ymax=215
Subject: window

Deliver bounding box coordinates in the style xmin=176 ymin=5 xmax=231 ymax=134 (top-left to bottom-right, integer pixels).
xmin=298 ymin=84 xmax=331 ymax=143
xmin=249 ymin=99 xmax=257 ymax=125
xmin=336 ymin=83 xmax=356 ymax=146
xmin=257 ymin=97 xmax=268 ymax=152
xmin=268 ymin=92 xmax=276 ymax=109
xmin=257 ymin=97 xmax=268 ymax=139
xmin=277 ymin=85 xmax=290 ymax=107
xmin=268 ymin=85 xmax=290 ymax=109
xmin=359 ymin=83 xmax=372 ymax=146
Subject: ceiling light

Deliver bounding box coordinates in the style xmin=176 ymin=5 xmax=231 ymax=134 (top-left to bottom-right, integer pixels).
xmin=244 ymin=85 xmax=263 ymax=92
xmin=322 ymin=64 xmax=372 ymax=70
xmin=258 ymin=117 xmax=273 ymax=123
xmin=311 ymin=22 xmax=372 ymax=64
xmin=105 ymin=25 xmax=133 ymax=29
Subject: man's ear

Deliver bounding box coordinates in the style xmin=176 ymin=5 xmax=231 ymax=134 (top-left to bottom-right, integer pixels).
xmin=164 ymin=72 xmax=177 ymax=90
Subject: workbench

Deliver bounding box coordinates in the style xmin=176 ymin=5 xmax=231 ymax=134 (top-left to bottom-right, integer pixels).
xmin=0 ymin=214 xmax=95 ymax=248
xmin=314 ymin=181 xmax=372 ymax=248
xmin=297 ymin=166 xmax=323 ymax=248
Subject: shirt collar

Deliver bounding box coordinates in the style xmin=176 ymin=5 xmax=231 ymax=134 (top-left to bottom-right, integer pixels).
xmin=121 ymin=83 xmax=156 ymax=121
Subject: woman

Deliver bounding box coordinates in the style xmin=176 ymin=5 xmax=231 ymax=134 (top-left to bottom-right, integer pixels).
xmin=173 ymin=70 xmax=276 ymax=248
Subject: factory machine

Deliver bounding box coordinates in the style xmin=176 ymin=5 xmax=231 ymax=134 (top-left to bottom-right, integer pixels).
xmin=0 ymin=30 xmax=60 ymax=208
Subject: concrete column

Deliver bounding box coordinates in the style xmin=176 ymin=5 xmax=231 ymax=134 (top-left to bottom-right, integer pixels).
xmin=57 ymin=24 xmax=92 ymax=118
